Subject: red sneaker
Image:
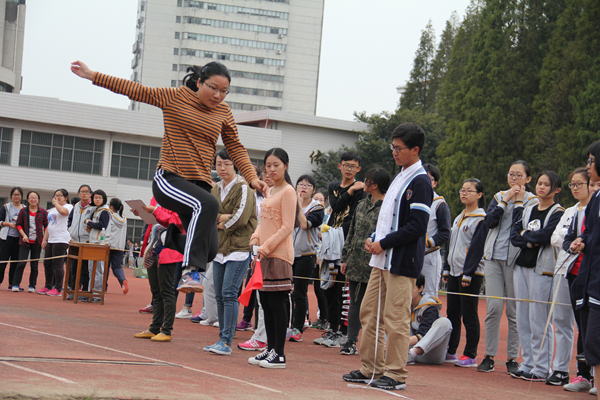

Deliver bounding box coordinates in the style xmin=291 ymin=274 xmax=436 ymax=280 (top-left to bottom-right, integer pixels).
xmin=139 ymin=304 xmax=153 ymax=314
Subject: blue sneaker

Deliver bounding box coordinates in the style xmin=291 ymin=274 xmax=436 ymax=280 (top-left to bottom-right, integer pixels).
xmin=190 ymin=313 xmax=203 ymax=323
xmin=177 ymin=271 xmax=204 ymax=293
xmin=204 ymin=341 xmax=232 ymax=355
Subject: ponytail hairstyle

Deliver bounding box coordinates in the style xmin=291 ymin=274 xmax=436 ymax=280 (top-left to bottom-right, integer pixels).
xmin=182 ymin=62 xmax=231 ymax=92
xmin=463 ymin=178 xmax=486 ymax=209
xmin=536 ymin=171 xmax=562 ymax=204
xmin=109 ymin=198 xmax=124 ymax=217
xmin=264 ymin=147 xmax=299 ymax=226
xmin=568 ymin=167 xmax=590 ymax=185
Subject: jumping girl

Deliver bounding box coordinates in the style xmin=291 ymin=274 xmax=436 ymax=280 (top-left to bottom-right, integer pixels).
xmin=248 ymin=148 xmax=296 ymax=369
xmin=510 ymin=171 xmax=564 ymax=382
xmin=442 ymin=178 xmax=487 ymax=368
xmin=478 ymin=161 xmax=539 ymax=374
xmin=71 ymin=60 xmax=267 ymax=294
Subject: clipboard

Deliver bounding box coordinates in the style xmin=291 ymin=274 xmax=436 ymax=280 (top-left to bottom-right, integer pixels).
xmin=125 ymin=199 xmax=158 ymax=225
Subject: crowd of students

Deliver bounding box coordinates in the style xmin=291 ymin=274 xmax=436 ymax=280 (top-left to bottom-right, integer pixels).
xmin=0 ymin=185 xmax=130 ymax=300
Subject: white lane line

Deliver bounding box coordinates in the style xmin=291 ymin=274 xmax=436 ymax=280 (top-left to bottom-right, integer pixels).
xmin=1 ymin=361 xmax=76 ymax=384
xmin=0 ymin=322 xmax=281 ymax=394
xmin=347 ymin=384 xmax=417 ymax=399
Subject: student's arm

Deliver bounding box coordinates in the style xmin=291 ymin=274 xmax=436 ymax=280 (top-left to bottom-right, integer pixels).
xmin=430 ymin=202 xmax=451 ymax=247
xmin=87 ymin=211 xmax=110 ymax=230
xmin=67 ymin=206 xmax=74 ymax=228
xmin=42 ymin=209 xmax=48 ymax=230
xmin=551 ymin=210 xmax=572 ymax=248
xmin=379 ymin=179 xmax=433 ymax=250
xmin=510 ymin=205 xmax=528 ymax=248
xmin=0 ymin=205 xmax=7 ymax=226
xmin=415 ymin=307 xmax=439 ymax=341
xmin=221 ymin=114 xmax=261 ymax=194
xmin=54 ymin=202 xmax=71 ymax=216
xmin=328 ymin=183 xmax=352 ymax=213
xmin=518 ymin=208 xmax=564 ymax=245
xmin=222 ymin=185 xmax=256 ymax=232
xmin=563 ymin=215 xmax=580 ymax=253
xmin=462 ymin=219 xmax=488 ymax=283
xmin=304 ymin=206 xmax=324 ymax=231
xmin=484 ymin=194 xmax=505 ymax=229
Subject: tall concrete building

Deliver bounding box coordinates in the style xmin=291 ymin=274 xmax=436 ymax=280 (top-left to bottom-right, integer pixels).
xmin=130 ymin=0 xmax=324 ymax=115
xmin=0 ymin=0 xmax=25 ymax=93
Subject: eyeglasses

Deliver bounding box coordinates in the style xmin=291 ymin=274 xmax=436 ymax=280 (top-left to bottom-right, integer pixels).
xmin=297 ymin=183 xmax=313 ymax=189
xmin=390 ymin=144 xmax=409 ymax=153
xmin=459 ymin=189 xmax=478 ymax=194
xmin=11 ymin=193 xmax=21 ymax=197
xmin=204 ymin=82 xmax=229 ymax=96
xmin=79 ymin=190 xmax=91 ymax=194
xmin=588 ymin=157 xmax=596 ymax=166
xmin=568 ymin=182 xmax=586 ymax=189
xmin=216 ymin=162 xmax=234 ymax=169
xmin=507 ymin=173 xmax=524 ymax=180
xmin=340 ymin=163 xmax=359 ymax=172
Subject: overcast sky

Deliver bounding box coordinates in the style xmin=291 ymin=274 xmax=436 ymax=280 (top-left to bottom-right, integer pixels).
xmin=21 ymin=0 xmax=472 ymax=121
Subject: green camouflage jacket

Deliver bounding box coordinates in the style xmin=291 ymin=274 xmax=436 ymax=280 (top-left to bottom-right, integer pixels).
xmin=341 ymin=195 xmax=383 ymax=283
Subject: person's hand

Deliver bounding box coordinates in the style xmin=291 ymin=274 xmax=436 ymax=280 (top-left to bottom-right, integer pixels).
xmin=365 ymin=238 xmax=372 ymax=252
xmin=514 ymin=186 xmax=526 ymax=202
xmin=141 ymin=205 xmax=156 ymax=214
xmin=217 ymin=222 xmax=224 ymax=230
xmin=348 ymin=181 xmax=365 ymax=195
xmin=131 ymin=208 xmax=140 ymax=217
xmin=503 ymin=185 xmax=520 ymax=203
xmin=70 ymin=61 xmax=95 ymax=80
xmin=442 ymin=276 xmax=448 ymax=283
xmin=250 ymin=179 xmax=269 ymax=197
xmin=257 ymin=247 xmax=267 ymax=260
xmin=250 ymin=238 xmax=259 ymax=247
xmin=571 ymin=238 xmax=585 ymax=253
xmin=7 ymin=222 xmax=15 ymax=229
xmin=340 ymin=262 xmax=347 ymax=275
xmin=21 ymin=234 xmax=28 ymax=242
xmin=369 ymin=241 xmax=384 ymax=255
xmin=218 ymin=214 xmax=232 ymax=223
xmin=42 ymin=240 xmax=47 ymax=250
xmin=461 ymin=281 xmax=470 ymax=288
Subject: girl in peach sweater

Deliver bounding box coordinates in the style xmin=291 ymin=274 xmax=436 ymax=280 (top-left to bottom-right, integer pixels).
xmin=248 ymin=148 xmax=297 ymax=369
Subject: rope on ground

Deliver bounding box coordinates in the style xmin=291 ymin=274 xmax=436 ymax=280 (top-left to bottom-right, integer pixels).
xmin=424 ymin=289 xmax=571 ymax=307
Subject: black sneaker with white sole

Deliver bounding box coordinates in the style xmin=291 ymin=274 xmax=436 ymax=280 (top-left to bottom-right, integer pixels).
xmin=370 ymin=376 xmax=406 ymax=391
xmin=340 ymin=341 xmax=358 ymax=355
xmin=506 ymin=359 xmax=519 ymax=375
xmin=342 ymin=370 xmax=371 ymax=384
xmin=477 ymin=355 xmax=495 ymax=372
xmin=510 ymin=370 xmax=525 ymax=379
xmin=248 ymin=349 xmax=273 ymax=365
xmin=546 ymin=371 xmax=569 ymax=386
xmin=521 ymin=372 xmax=546 ymax=382
xmin=259 ymin=351 xmax=286 ymax=369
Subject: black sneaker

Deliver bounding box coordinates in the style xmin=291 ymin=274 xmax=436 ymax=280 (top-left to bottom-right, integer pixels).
xmin=510 ymin=370 xmax=525 ymax=379
xmin=248 ymin=349 xmax=273 ymax=365
xmin=477 ymin=356 xmax=495 ymax=372
xmin=259 ymin=351 xmax=286 ymax=369
xmin=370 ymin=376 xmax=406 ymax=391
xmin=506 ymin=359 xmax=519 ymax=375
xmin=342 ymin=370 xmax=371 ymax=384
xmin=546 ymin=371 xmax=569 ymax=386
xmin=575 ymin=353 xmax=586 ymax=362
xmin=521 ymin=372 xmax=545 ymax=382
xmin=340 ymin=341 xmax=358 ymax=355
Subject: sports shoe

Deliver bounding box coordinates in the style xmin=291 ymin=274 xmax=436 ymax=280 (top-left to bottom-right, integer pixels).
xmin=92 ymin=297 xmax=101 ymax=303
xmin=576 ymin=353 xmax=586 ymax=362
xmin=37 ymin=287 xmax=50 ymax=295
xmin=67 ymin=293 xmax=74 ymax=300
xmin=11 ymin=286 xmax=20 ymax=292
xmin=322 ymin=332 xmax=344 ymax=348
xmin=506 ymin=359 xmax=519 ymax=375
xmin=370 ymin=376 xmax=406 ymax=391
xmin=204 ymin=341 xmax=232 ymax=355
xmin=455 ymin=355 xmax=477 ymax=368
xmin=304 ymin=319 xmax=310 ymax=328
xmin=289 ymin=328 xmax=302 ymax=342
xmin=510 ymin=370 xmax=525 ymax=379
xmin=212 ymin=321 xmax=219 ymax=328
xmin=477 ymin=356 xmax=495 ymax=372
xmin=122 ymin=280 xmax=129 ymax=294
xmin=236 ymin=319 xmax=253 ymax=331
xmin=313 ymin=330 xmax=334 ymax=345
xmin=175 ymin=308 xmax=193 ymax=319
xmin=444 ymin=353 xmax=458 ymax=363
xmin=590 ymin=386 xmax=597 ymax=395
xmin=139 ymin=304 xmax=153 ymax=314
xmin=406 ymin=348 xmax=417 ymax=364
xmin=46 ymin=288 xmax=61 ymax=296
xmin=151 ymin=333 xmax=172 ymax=342
xmin=342 ymin=370 xmax=371 ymax=383
xmin=134 ymin=330 xmax=157 ymax=339
xmin=190 ymin=313 xmax=203 ymax=323
xmin=148 ymin=225 xmax=167 ymax=257
xmin=311 ymin=319 xmax=329 ymax=330
xmin=546 ymin=370 xmax=569 ymax=386
xmin=564 ymin=376 xmax=592 ymax=392
xmin=177 ymin=271 xmax=204 ymax=293
xmin=259 ymin=351 xmax=286 ymax=369
xmin=28 ymin=286 xmax=35 ymax=293
xmin=340 ymin=341 xmax=358 ymax=355
xmin=238 ymin=339 xmax=267 ymax=351
xmin=249 ymin=349 xmax=273 ymax=365
xmin=199 ymin=319 xmax=216 ymax=326
xmin=520 ymin=372 xmax=545 ymax=382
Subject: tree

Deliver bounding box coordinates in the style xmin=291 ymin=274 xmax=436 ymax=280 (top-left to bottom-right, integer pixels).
xmin=429 ymin=12 xmax=460 ymax=113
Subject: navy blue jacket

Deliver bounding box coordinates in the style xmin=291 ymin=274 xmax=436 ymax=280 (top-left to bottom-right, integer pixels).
xmin=379 ymin=173 xmax=433 ymax=278
xmin=572 ymin=191 xmax=600 ymax=309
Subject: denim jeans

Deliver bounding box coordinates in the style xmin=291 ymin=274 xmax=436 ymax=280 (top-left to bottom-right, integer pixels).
xmin=213 ymin=255 xmax=251 ymax=346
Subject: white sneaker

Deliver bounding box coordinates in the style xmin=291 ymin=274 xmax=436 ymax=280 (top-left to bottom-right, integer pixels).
xmin=199 ymin=320 xmax=215 ymax=326
xmin=212 ymin=321 xmax=219 ymax=328
xmin=28 ymin=287 xmax=35 ymax=293
xmin=590 ymin=386 xmax=597 ymax=395
xmin=175 ymin=308 xmax=192 ymax=319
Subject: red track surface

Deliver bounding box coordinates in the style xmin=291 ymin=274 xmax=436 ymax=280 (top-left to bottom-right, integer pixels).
xmin=0 ymin=267 xmax=590 ymax=399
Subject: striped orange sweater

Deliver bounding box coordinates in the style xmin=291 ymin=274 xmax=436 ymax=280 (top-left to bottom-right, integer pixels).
xmin=93 ymin=73 xmax=258 ymax=185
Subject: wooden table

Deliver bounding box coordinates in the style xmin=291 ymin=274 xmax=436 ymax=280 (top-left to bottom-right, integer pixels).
xmin=62 ymin=242 xmax=110 ymax=305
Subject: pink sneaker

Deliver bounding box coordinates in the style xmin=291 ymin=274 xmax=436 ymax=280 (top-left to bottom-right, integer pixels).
xmin=455 ymin=355 xmax=478 ymax=368
xmin=237 ymin=339 xmax=267 ymax=351
xmin=36 ymin=287 xmax=50 ymax=295
xmin=46 ymin=288 xmax=61 ymax=296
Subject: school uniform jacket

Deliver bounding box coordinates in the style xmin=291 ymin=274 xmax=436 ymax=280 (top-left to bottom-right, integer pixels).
xmin=551 ymin=202 xmax=585 ymax=275
xmin=442 ymin=208 xmax=487 ymax=283
xmin=426 ymin=194 xmax=451 ymax=249
xmin=293 ymin=199 xmax=324 ymax=258
xmin=510 ymin=202 xmax=564 ymax=276
xmin=410 ymin=293 xmax=442 ymax=340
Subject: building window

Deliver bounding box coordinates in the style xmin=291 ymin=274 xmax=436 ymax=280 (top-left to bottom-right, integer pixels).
xmin=175 ymin=32 xmax=180 ymax=39
xmin=0 ymin=127 xmax=13 ymax=165
xmin=176 ymin=15 xmax=181 ymax=23
xmin=177 ymin=0 xmax=182 ymax=6
xmin=184 ymin=17 xmax=287 ymax=36
xmin=228 ymin=102 xmax=282 ymax=112
xmin=183 ymin=32 xmax=286 ymax=52
xmin=177 ymin=65 xmax=284 ymax=83
xmin=171 ymin=80 xmax=177 ymax=87
xmin=19 ymin=131 xmax=104 ymax=175
xmin=229 ymin=86 xmax=282 ymax=98
xmin=183 ymin=1 xmax=289 ymax=20
xmin=127 ymin=219 xmax=146 ymax=246
xmin=110 ymin=142 xmax=161 ymax=181
xmin=172 ymin=64 xmax=178 ymax=71
xmin=181 ymin=49 xmax=284 ymax=67
xmin=174 ymin=48 xmax=179 ymax=55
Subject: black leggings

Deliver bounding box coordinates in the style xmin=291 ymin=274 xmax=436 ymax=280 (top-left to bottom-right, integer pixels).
xmin=0 ymin=236 xmax=20 ymax=286
xmin=261 ymin=290 xmax=289 ymax=356
xmin=447 ymin=274 xmax=483 ymax=359
xmin=153 ymin=169 xmax=218 ymax=272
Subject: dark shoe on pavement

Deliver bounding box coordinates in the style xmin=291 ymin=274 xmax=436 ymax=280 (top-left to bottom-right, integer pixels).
xmin=506 ymin=359 xmax=519 ymax=375
xmin=546 ymin=371 xmax=569 ymax=386
xmin=342 ymin=370 xmax=371 ymax=384
xmin=477 ymin=356 xmax=495 ymax=372
xmin=370 ymin=376 xmax=406 ymax=391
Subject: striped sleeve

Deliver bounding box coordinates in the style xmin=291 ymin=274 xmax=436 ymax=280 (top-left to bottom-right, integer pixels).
xmin=220 ymin=107 xmax=258 ymax=184
xmin=93 ymin=72 xmax=177 ymax=109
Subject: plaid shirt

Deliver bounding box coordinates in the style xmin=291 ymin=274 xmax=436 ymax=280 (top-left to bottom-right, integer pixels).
xmin=16 ymin=207 xmax=48 ymax=246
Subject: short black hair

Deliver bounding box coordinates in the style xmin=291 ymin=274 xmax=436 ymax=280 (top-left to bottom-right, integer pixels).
xmin=296 ymin=174 xmax=317 ymax=192
xmin=92 ymin=189 xmax=107 ymax=207
xmin=364 ymin=168 xmax=390 ymax=193
xmin=215 ymin=148 xmax=238 ymax=172
xmin=340 ymin=151 xmax=362 ymax=165
xmin=416 ymin=274 xmax=425 ymax=290
xmin=587 ymin=140 xmax=600 ymax=176
xmin=463 ymin=178 xmax=486 ymax=209
xmin=390 ymin=122 xmax=426 ymax=155
xmin=423 ymin=164 xmax=440 ymax=183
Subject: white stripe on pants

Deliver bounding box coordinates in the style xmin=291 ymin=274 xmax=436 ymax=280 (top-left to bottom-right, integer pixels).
xmin=552 ymin=274 xmax=575 ymax=372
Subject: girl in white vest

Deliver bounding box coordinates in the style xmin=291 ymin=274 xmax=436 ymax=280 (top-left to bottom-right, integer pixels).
xmin=510 ymin=171 xmax=564 ymax=382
